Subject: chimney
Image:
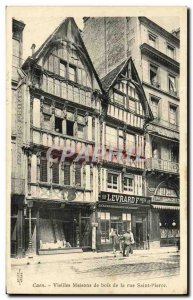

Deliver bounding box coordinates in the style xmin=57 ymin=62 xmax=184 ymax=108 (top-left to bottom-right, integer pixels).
xmin=31 ymin=43 xmax=36 ymax=55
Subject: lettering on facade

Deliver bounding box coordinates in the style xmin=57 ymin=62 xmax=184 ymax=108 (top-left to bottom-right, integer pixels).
xmin=152 ymin=196 xmax=179 ymax=205
xmin=100 ymin=192 xmax=151 ymax=205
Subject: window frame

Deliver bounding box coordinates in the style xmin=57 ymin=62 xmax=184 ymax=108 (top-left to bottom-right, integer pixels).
xmin=149 ymin=62 xmax=160 ymax=88
xmin=150 ymin=95 xmax=160 ymax=119
xmin=123 ymin=175 xmax=134 ymax=194
xmin=169 ymin=103 xmax=178 ymax=126
xmin=167 ymin=44 xmax=176 ymax=60
xmin=68 ymin=64 xmax=77 ymax=82
xmin=148 ymin=31 xmax=158 ymax=48
xmin=168 ymin=73 xmax=177 ymax=95
xmin=107 ymin=171 xmax=119 ymax=192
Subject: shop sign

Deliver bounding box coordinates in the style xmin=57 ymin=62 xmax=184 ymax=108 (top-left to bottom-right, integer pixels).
xmin=100 ymin=192 xmax=151 ymax=205
xmin=152 ymin=196 xmax=179 ymax=205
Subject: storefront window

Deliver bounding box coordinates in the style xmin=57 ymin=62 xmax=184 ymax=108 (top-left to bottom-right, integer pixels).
xmin=100 ymin=212 xmax=110 ymax=243
xmin=159 ymin=210 xmax=179 ymax=246
xmin=99 ymin=212 xmax=131 ymax=244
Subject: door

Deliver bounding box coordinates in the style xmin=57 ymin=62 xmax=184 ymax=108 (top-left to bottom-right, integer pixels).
xmin=81 ymin=217 xmax=91 ymax=249
xmin=136 ymin=222 xmax=143 ymax=249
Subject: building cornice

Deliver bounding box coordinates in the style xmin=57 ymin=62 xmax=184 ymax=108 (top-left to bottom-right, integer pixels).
xmin=12 ymin=18 xmax=25 ymax=32
xmin=140 ymin=43 xmax=179 ymax=74
xmin=142 ymin=81 xmax=180 ymax=101
xmin=138 ymin=17 xmax=180 ymax=47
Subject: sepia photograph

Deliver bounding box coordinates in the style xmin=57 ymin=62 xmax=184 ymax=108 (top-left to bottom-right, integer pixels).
xmin=6 ymin=6 xmax=187 ymax=295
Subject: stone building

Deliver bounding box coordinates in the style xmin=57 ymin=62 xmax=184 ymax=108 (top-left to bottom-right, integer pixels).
xmin=83 ymin=17 xmax=180 ymax=248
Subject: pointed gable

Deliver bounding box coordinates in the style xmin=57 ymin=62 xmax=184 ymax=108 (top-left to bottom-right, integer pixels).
xmin=23 ymin=18 xmax=104 ymax=93
xmin=101 ymin=57 xmax=154 ymax=121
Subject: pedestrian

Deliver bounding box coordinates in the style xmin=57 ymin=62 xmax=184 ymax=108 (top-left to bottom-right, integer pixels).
xmin=119 ymin=231 xmax=124 ymax=254
xmin=109 ymin=228 xmax=119 ymax=257
xmin=122 ymin=229 xmax=135 ymax=257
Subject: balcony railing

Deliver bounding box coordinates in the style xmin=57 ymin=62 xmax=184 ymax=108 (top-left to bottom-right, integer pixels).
xmin=11 ymin=178 xmax=25 ymax=195
xmin=151 ymin=80 xmax=160 ymax=88
xmin=152 ymin=117 xmax=179 ymax=131
xmin=146 ymin=157 xmax=179 ymax=174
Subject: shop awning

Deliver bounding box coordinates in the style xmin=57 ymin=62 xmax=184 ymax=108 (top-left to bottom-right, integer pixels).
xmin=152 ymin=204 xmax=180 ymax=210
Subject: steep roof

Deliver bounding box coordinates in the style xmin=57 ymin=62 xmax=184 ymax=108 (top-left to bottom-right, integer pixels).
xmin=101 ymin=57 xmax=154 ymax=121
xmin=101 ymin=59 xmax=129 ymax=92
xmin=22 ymin=17 xmax=105 ymax=94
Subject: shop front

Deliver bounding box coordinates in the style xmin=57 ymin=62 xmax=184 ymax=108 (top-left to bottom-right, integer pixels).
xmin=24 ymin=200 xmax=93 ymax=256
xmin=96 ymin=192 xmax=151 ymax=251
xmin=151 ymin=196 xmax=180 ymax=247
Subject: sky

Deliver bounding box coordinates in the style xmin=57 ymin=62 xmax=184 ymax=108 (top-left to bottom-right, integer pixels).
xmin=11 ymin=11 xmax=180 ymax=62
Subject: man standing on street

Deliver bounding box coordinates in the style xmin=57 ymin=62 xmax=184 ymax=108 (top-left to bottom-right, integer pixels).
xmin=122 ymin=229 xmax=135 ymax=257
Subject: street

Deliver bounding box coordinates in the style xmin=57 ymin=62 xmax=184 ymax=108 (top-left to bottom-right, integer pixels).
xmin=9 ymin=250 xmax=181 ymax=294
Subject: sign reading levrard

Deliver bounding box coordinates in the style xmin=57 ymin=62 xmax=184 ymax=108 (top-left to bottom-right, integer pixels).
xmin=100 ymin=192 xmax=151 ymax=205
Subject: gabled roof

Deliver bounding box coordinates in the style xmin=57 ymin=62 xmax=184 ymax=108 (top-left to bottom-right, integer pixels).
xmin=101 ymin=59 xmax=128 ymax=92
xmin=22 ymin=17 xmax=105 ymax=94
xmin=101 ymin=57 xmax=154 ymax=121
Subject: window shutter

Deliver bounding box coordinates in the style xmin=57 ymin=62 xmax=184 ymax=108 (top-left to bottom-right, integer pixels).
xmin=64 ymin=163 xmax=71 ymax=185
xmin=52 ymin=162 xmax=59 ymax=184
xmin=40 ymin=159 xmax=48 ymax=182
xmin=75 ymin=163 xmax=81 ymax=186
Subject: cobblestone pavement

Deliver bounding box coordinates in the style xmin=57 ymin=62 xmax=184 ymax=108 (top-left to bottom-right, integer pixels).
xmin=11 ymin=252 xmax=180 ymax=283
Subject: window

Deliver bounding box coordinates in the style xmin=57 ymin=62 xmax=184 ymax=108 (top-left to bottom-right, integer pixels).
xmin=170 ymin=147 xmax=178 ymax=163
xmin=107 ymin=173 xmax=118 ymax=190
xmin=77 ymin=123 xmax=85 ymax=139
xmin=43 ymin=114 xmax=51 ymax=130
xmin=168 ymin=75 xmax=177 ymax=94
xmin=150 ymin=64 xmax=159 ymax=87
xmin=129 ymin=99 xmax=136 ymax=111
xmin=40 ymin=158 xmax=48 ymax=182
xmin=59 ymin=61 xmax=66 ymax=77
xmin=124 ymin=176 xmax=134 ymax=192
xmin=169 ymin=105 xmax=177 ymax=125
xmin=118 ymin=130 xmax=124 ymax=150
xmin=69 ymin=65 xmax=76 ymax=82
xmin=100 ymin=212 xmax=110 ymax=243
xmin=106 ymin=126 xmax=117 ymax=148
xmin=114 ymin=92 xmax=124 ymax=106
xmin=126 ymin=133 xmax=135 ymax=154
xmin=167 ymin=44 xmax=175 ymax=59
xmin=150 ymin=96 xmax=159 ymax=118
xmin=52 ymin=162 xmax=59 ymax=184
xmin=66 ymin=120 xmax=74 ymax=136
xmin=63 ymin=162 xmax=71 ymax=185
xmin=55 ymin=117 xmax=63 ymax=133
xmin=157 ymin=187 xmax=177 ymax=197
xmin=148 ymin=33 xmax=157 ymax=48
xmin=75 ymin=163 xmax=81 ymax=186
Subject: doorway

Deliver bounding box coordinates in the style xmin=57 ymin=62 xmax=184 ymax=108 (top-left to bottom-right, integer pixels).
xmin=135 ymin=222 xmax=143 ymax=249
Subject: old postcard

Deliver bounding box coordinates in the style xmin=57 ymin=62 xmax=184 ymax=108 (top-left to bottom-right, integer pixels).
xmin=6 ymin=6 xmax=187 ymax=294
